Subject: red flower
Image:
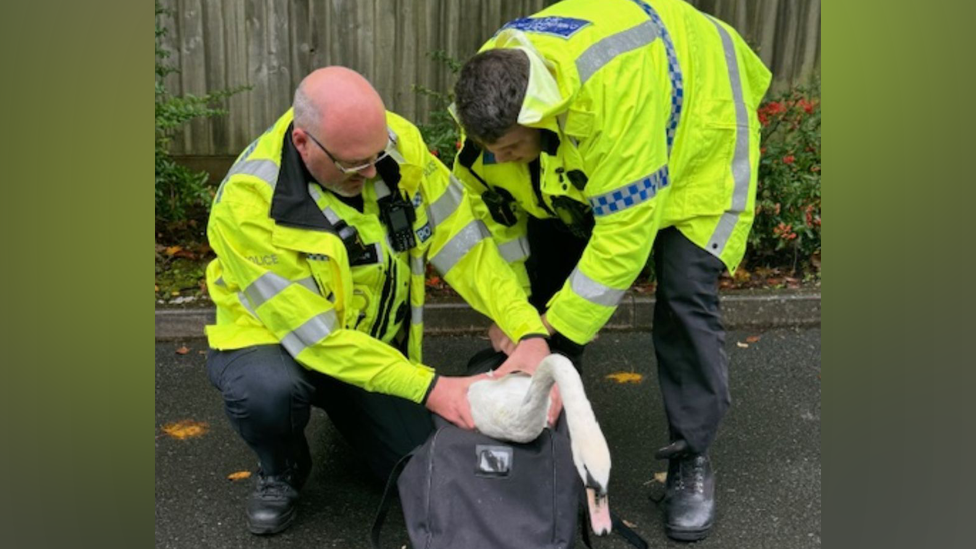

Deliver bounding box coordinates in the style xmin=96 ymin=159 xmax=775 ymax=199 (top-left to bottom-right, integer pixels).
xmin=765 ymin=101 xmax=786 ymax=115
xmin=456 ymin=140 xmax=463 ymax=150
xmin=430 ymin=149 xmax=439 ymax=158
xmin=758 ymin=112 xmax=769 ymax=126
xmin=783 ymin=155 xmax=796 ymax=165
xmin=811 ymin=165 xmax=820 ymax=173
xmin=773 ymin=222 xmax=792 ymax=238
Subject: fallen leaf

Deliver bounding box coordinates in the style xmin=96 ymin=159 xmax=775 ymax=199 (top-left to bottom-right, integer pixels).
xmin=623 ymin=519 xmax=638 ymax=528
xmin=155 ymin=284 xmax=160 ymax=292
xmin=654 ymin=471 xmax=667 ymax=483
xmin=736 ymin=342 xmax=749 ymax=348
xmin=746 ymin=335 xmax=761 ymax=343
xmin=227 ymin=471 xmax=252 ymax=481
xmin=606 ymin=372 xmax=643 ymax=384
xmin=165 ymin=245 xmax=183 ymax=256
xmin=171 ymin=291 xmax=181 ymax=297
xmin=175 ymin=346 xmax=190 ymax=355
xmin=161 ymin=420 xmax=209 ymax=440
xmin=198 ymin=350 xmax=207 ymax=355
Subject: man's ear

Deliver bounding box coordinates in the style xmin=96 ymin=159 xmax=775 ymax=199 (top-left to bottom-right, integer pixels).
xmin=291 ymin=128 xmax=308 ymax=157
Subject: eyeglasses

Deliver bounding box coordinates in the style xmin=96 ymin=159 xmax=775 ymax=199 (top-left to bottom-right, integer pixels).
xmin=304 ymin=130 xmax=390 ymax=174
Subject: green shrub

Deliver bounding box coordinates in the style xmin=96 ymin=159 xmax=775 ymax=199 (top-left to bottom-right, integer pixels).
xmin=155 ymin=1 xmax=247 ymax=237
xmin=414 ymin=51 xmax=462 ymax=167
xmin=747 ymin=81 xmax=821 ymax=275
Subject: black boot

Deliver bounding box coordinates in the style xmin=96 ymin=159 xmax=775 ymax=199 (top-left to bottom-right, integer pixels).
xmin=656 ymin=440 xmax=715 ymax=541
xmin=246 ymin=467 xmax=301 ymax=535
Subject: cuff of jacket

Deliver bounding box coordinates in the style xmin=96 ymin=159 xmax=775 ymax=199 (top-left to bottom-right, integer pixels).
xmin=420 ymin=374 xmax=440 ymax=406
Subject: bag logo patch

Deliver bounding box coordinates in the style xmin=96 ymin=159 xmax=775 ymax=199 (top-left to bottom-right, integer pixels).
xmin=475 ymin=445 xmax=513 ymax=477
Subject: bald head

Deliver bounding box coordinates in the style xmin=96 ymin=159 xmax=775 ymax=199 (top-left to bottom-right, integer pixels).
xmin=293 ymin=67 xmax=388 ymax=161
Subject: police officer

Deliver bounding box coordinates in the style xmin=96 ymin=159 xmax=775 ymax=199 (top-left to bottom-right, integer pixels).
xmin=451 ymin=0 xmax=771 ymax=540
xmin=205 ymin=67 xmax=550 ymax=535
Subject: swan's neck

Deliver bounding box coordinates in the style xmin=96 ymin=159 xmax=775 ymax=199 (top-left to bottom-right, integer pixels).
xmin=523 ymin=359 xmax=593 ymax=426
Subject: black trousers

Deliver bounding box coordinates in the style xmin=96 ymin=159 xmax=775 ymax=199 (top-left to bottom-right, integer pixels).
xmin=526 ymin=219 xmax=730 ymax=454
xmin=206 ymin=345 xmax=434 ymax=482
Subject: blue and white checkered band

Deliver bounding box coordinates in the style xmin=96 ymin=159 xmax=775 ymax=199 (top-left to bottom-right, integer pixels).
xmin=630 ymin=0 xmax=683 ymax=156
xmin=500 ymin=16 xmax=592 ymax=39
xmin=589 ymin=165 xmax=669 ymax=217
xmin=306 ymin=253 xmax=329 ymax=262
xmin=412 ymin=191 xmax=424 ymax=208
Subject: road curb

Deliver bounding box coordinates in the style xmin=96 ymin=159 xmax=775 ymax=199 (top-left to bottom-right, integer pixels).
xmin=156 ymin=290 xmax=820 ymax=341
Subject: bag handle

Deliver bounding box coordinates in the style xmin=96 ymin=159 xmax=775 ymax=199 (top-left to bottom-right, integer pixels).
xmin=369 ymin=451 xmax=414 ymax=549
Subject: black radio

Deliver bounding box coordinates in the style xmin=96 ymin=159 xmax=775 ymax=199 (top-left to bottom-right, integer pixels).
xmin=482 ymin=187 xmax=519 ymax=227
xmin=380 ymin=194 xmax=417 ymax=252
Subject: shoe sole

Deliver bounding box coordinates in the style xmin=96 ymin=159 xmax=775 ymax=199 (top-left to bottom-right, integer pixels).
xmin=665 ymin=523 xmax=712 ymax=542
xmin=248 ymin=509 xmax=296 ymax=535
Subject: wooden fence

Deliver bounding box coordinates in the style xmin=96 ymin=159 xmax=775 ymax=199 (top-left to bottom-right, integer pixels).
xmin=159 ymin=0 xmax=820 ymax=157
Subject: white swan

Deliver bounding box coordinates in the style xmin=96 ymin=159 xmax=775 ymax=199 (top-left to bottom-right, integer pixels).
xmin=467 ymin=353 xmax=613 ymax=535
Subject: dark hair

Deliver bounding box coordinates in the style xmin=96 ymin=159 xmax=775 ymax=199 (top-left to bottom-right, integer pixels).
xmin=454 ymin=49 xmax=530 ymax=144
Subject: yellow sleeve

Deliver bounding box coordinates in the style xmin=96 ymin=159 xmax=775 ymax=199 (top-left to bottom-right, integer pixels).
xmin=421 ymin=151 xmax=546 ymax=341
xmin=546 ymin=79 xmax=670 ymax=345
xmin=208 ymin=194 xmax=436 ymax=403
xmin=452 ymin=157 xmax=533 ymax=296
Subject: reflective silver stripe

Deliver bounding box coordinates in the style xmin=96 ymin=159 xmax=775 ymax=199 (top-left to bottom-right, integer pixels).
xmin=410 ymin=255 xmax=425 ymax=276
xmin=576 ymin=20 xmax=659 ymax=84
xmin=215 ymin=160 xmax=280 ymax=204
xmin=569 ymin=266 xmax=626 ymax=307
xmin=244 ymin=272 xmax=292 ymax=309
xmin=280 ymin=310 xmax=338 ymax=357
xmin=245 ymin=272 xmax=321 ymax=309
xmin=411 ymin=305 xmax=424 ymax=325
xmin=497 ymin=236 xmax=531 ymax=263
xmin=589 ymin=165 xmax=668 ymax=216
xmin=322 ymin=207 xmax=341 ymax=225
xmin=430 ymin=220 xmax=490 ymax=275
xmin=296 ymin=276 xmax=320 ymax=295
xmin=427 ymin=176 xmax=464 ymax=228
xmin=706 ymin=18 xmax=750 ymax=258
xmin=374 ymin=180 xmax=391 ymax=199
xmin=237 ymin=292 xmax=257 ymax=318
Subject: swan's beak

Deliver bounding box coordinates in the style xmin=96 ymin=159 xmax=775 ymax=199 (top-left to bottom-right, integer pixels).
xmin=586 ymin=488 xmax=612 ymax=536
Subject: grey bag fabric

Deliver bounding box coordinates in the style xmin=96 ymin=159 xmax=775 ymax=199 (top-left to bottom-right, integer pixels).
xmin=371 ymin=349 xmax=582 ymax=549
xmin=395 ymin=414 xmax=582 ymax=549
xmin=370 ymin=349 xmax=649 ymax=549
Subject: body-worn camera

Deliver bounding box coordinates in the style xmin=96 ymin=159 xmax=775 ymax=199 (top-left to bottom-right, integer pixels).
xmin=380 ymin=194 xmax=417 ymax=252
xmin=551 ymin=195 xmax=595 ymax=240
xmin=482 ymin=187 xmax=519 ymax=227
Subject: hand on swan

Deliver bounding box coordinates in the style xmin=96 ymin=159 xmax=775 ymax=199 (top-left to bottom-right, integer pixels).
xmin=488 ymin=322 xmax=517 ymax=355
xmin=424 ymin=374 xmax=489 ymax=429
xmin=493 ymin=336 xmax=565 ymax=426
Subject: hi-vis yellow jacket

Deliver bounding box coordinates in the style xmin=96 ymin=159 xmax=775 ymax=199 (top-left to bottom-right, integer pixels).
xmin=206 ymin=109 xmax=546 ymax=403
xmin=452 ymin=0 xmax=771 ymax=345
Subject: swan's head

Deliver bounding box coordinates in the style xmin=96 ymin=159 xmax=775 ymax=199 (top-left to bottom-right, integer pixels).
xmin=571 ymin=417 xmax=612 ymax=535
xmin=574 ymin=435 xmax=611 ymax=497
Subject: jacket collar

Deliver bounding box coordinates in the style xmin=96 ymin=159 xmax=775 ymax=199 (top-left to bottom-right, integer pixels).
xmin=270 ymin=123 xmax=334 ymax=231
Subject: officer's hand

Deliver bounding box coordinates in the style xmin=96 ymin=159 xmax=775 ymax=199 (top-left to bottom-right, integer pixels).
xmin=494 ymin=337 xmax=550 ymax=378
xmin=424 ymin=375 xmax=486 ymax=430
xmin=488 ymin=322 xmax=517 ymax=356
